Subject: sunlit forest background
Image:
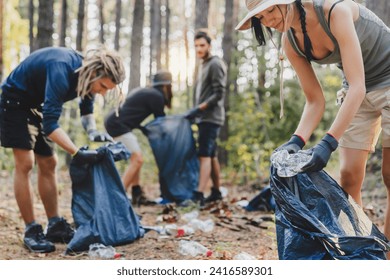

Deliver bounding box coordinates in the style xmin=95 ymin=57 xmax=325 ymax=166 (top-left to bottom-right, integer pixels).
xmin=0 ymin=0 xmax=389 ymax=186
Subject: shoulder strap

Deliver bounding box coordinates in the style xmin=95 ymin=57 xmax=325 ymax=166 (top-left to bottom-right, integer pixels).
xmin=328 ymin=0 xmax=345 ymax=30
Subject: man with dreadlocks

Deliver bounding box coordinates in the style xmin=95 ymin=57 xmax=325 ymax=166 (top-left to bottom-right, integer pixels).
xmin=104 ymin=70 xmax=173 ymax=207
xmin=237 ymin=0 xmax=390 ymax=258
xmin=0 ymin=46 xmax=125 ymax=253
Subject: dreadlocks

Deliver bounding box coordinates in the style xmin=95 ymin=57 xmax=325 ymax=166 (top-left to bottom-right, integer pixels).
xmin=75 ymin=47 xmax=126 ymax=99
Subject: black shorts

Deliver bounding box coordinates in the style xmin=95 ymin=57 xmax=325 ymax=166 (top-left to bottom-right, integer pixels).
xmin=0 ymin=103 xmax=54 ymax=156
xmin=197 ymin=122 xmax=221 ymax=157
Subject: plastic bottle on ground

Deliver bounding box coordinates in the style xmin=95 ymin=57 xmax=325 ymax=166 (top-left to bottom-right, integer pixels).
xmin=233 ymin=252 xmax=257 ymax=260
xmin=178 ymin=240 xmax=212 ymax=257
xmin=189 ymin=218 xmax=214 ymax=232
xmin=88 ymin=243 xmax=116 ymax=259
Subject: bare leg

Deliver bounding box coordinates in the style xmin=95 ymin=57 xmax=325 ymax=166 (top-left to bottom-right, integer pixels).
xmin=210 ymin=157 xmax=221 ymax=190
xmin=13 ymin=149 xmax=35 ymax=224
xmin=339 ymin=147 xmax=369 ymax=206
xmin=122 ymin=152 xmax=143 ymax=192
xmin=35 ymin=154 xmax=59 ymax=219
xmin=382 ymin=148 xmax=390 ymax=260
xmin=198 ymin=157 xmax=212 ymax=193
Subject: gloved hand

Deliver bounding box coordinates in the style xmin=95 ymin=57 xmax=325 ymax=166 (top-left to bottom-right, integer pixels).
xmin=300 ymin=133 xmax=338 ymax=173
xmin=274 ymin=134 xmax=305 ymax=154
xmin=72 ymin=149 xmax=104 ymax=165
xmin=184 ymin=107 xmax=201 ymax=120
xmin=88 ymin=129 xmax=113 ymax=142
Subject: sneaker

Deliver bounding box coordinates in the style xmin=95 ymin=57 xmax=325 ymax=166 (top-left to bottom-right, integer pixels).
xmin=205 ymin=187 xmax=223 ymax=204
xmin=192 ymin=191 xmax=205 ymax=207
xmin=132 ymin=185 xmax=156 ymax=206
xmin=46 ymin=217 xmax=74 ymax=243
xmin=24 ymin=224 xmax=55 ymax=253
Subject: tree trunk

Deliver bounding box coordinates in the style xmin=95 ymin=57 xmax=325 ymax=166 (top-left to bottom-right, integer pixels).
xmin=114 ymin=0 xmax=122 ymax=51
xmin=150 ymin=0 xmax=162 ymax=75
xmin=164 ymin=0 xmax=170 ymax=69
xmin=36 ymin=0 xmax=54 ymax=49
xmin=129 ymin=0 xmax=145 ymax=90
xmin=59 ymin=0 xmax=68 ymax=47
xmin=0 ymin=0 xmax=3 ymax=82
xmin=76 ymin=0 xmax=86 ymax=51
xmin=29 ymin=0 xmax=35 ymax=52
xmin=98 ymin=0 xmax=105 ymax=44
xmin=218 ymin=0 xmax=238 ymax=167
xmin=195 ymin=0 xmax=209 ymax=29
xmin=366 ymin=0 xmax=390 ymax=26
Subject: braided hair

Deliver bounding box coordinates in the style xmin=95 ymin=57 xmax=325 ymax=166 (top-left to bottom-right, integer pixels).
xmin=75 ymin=47 xmax=126 ymax=99
xmin=295 ymin=0 xmax=314 ymax=62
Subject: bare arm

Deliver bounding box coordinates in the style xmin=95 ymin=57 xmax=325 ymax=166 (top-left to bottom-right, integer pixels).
xmin=326 ymin=3 xmax=365 ymax=140
xmin=48 ymin=128 xmax=78 ymax=155
xmin=283 ymin=35 xmax=325 ymax=143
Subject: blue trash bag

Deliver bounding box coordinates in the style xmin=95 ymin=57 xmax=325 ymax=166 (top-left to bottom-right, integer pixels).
xmin=66 ymin=143 xmax=145 ymax=254
xmin=270 ymin=166 xmax=390 ymax=260
xmin=245 ymin=185 xmax=276 ymax=212
xmin=142 ymin=115 xmax=199 ymax=204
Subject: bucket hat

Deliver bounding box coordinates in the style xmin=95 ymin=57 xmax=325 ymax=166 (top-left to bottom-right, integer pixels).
xmin=152 ymin=70 xmax=172 ymax=86
xmin=236 ymin=0 xmax=295 ymax=30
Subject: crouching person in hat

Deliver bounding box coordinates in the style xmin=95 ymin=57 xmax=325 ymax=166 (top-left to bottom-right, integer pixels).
xmin=104 ymin=70 xmax=173 ymax=206
xmin=0 ymin=46 xmax=125 ymax=253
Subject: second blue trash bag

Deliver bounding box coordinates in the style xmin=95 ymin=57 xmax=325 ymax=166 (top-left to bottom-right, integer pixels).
xmin=270 ymin=166 xmax=390 ymax=260
xmin=143 ymin=115 xmax=199 ymax=203
xmin=66 ymin=143 xmax=145 ymax=253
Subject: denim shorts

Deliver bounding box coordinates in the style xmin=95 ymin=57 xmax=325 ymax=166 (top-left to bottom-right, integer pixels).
xmin=197 ymin=122 xmax=221 ymax=157
xmin=0 ymin=100 xmax=54 ymax=156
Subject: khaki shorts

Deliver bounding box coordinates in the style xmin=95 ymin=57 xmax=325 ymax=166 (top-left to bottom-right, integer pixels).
xmin=114 ymin=131 xmax=141 ymax=153
xmin=339 ymin=86 xmax=390 ymax=152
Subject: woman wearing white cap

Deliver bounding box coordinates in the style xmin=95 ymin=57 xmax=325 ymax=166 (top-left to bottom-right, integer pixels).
xmin=237 ymin=0 xmax=390 ymax=256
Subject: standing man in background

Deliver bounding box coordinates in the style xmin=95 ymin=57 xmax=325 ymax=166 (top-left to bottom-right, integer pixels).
xmin=187 ymin=29 xmax=227 ymax=206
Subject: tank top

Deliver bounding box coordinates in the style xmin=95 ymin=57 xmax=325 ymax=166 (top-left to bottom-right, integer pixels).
xmin=286 ymin=0 xmax=390 ymax=92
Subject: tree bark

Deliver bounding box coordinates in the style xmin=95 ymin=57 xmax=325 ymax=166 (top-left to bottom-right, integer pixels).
xmin=129 ymin=0 xmax=145 ymax=90
xmin=218 ymin=0 xmax=238 ymax=167
xmin=29 ymin=0 xmax=35 ymax=52
xmin=114 ymin=0 xmax=122 ymax=51
xmin=0 ymin=0 xmax=3 ymax=82
xmin=195 ymin=0 xmax=209 ymax=30
xmin=150 ymin=0 xmax=162 ymax=74
xmin=59 ymin=0 xmax=68 ymax=47
xmin=36 ymin=0 xmax=54 ymax=49
xmin=76 ymin=0 xmax=86 ymax=51
xmin=98 ymin=0 xmax=105 ymax=44
xmin=164 ymin=0 xmax=170 ymax=69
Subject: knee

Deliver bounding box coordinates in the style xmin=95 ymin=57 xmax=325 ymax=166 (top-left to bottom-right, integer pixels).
xmin=382 ymin=170 xmax=390 ymax=190
xmin=37 ymin=156 xmax=58 ymax=174
xmin=340 ymin=167 xmax=361 ymax=188
xmin=131 ymin=153 xmax=143 ymax=168
xmin=15 ymin=159 xmax=34 ymax=174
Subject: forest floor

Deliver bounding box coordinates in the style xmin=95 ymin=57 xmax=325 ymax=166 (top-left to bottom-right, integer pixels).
xmin=0 ymin=166 xmax=387 ymax=260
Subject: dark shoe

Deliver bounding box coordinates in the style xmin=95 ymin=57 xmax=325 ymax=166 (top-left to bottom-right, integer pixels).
xmin=205 ymin=187 xmax=223 ymax=204
xmin=132 ymin=185 xmax=156 ymax=206
xmin=192 ymin=191 xmax=205 ymax=207
xmin=24 ymin=224 xmax=55 ymax=253
xmin=46 ymin=217 xmax=74 ymax=243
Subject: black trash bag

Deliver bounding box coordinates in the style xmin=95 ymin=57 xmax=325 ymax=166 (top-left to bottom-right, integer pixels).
xmin=270 ymin=166 xmax=390 ymax=260
xmin=143 ymin=115 xmax=199 ymax=204
xmin=245 ymin=185 xmax=275 ymax=212
xmin=66 ymin=143 xmax=145 ymax=254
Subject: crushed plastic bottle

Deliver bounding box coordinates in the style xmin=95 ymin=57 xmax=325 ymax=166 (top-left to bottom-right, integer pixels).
xmin=88 ymin=243 xmax=116 ymax=259
xmin=233 ymin=252 xmax=257 ymax=260
xmin=188 ymin=218 xmax=214 ymax=232
xmin=181 ymin=210 xmax=199 ymax=222
xmin=178 ymin=240 xmax=212 ymax=257
xmin=165 ymin=224 xmax=194 ymax=237
xmin=270 ymin=150 xmax=312 ymax=177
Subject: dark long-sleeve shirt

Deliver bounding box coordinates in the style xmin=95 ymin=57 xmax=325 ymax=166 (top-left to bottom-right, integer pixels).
xmin=104 ymin=87 xmax=166 ymax=137
xmin=193 ymin=55 xmax=227 ymax=126
xmin=0 ymin=47 xmax=93 ymax=135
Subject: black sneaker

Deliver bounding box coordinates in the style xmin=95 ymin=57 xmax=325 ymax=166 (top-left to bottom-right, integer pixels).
xmin=132 ymin=185 xmax=156 ymax=206
xmin=24 ymin=224 xmax=55 ymax=253
xmin=46 ymin=217 xmax=74 ymax=243
xmin=192 ymin=191 xmax=205 ymax=207
xmin=205 ymin=187 xmax=223 ymax=204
